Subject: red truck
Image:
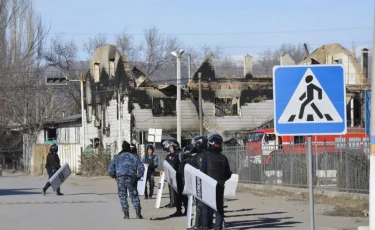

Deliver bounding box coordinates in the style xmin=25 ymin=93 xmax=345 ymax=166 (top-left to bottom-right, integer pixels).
xmin=244 ymin=127 xmax=369 ymax=165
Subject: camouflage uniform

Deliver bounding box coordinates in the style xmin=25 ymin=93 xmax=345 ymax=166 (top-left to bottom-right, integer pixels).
xmin=108 ymin=150 xmax=145 ymax=215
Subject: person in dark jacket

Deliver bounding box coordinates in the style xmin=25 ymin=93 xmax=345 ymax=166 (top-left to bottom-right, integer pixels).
xmin=141 ymin=143 xmax=159 ymax=199
xmin=173 ymin=145 xmax=192 ymax=216
xmin=108 ymin=141 xmax=145 ymax=219
xmin=187 ymin=135 xmax=212 ymax=230
xmin=42 ymin=144 xmax=63 ymax=196
xmin=161 ymin=140 xmax=180 ymax=209
xmin=201 ymin=133 xmax=232 ymax=230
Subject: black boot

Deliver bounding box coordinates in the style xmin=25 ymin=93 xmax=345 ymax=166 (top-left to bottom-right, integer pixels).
xmin=56 ymin=188 xmax=63 ymax=196
xmin=136 ymin=208 xmax=143 ymax=219
xmin=194 ymin=207 xmax=202 ymax=228
xmin=187 ymin=227 xmax=202 ymax=230
xmin=169 ymin=210 xmax=183 ymax=217
xmin=123 ymin=211 xmax=129 ymax=219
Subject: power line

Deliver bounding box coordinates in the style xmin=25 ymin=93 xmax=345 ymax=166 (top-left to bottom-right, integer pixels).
xmin=0 ymin=63 xmax=367 ymax=75
xmin=40 ymin=40 xmax=374 ymax=52
xmin=45 ymin=27 xmax=373 ymax=37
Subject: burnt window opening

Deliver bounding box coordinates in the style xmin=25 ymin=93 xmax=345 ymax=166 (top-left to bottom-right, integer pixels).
xmin=109 ymin=59 xmax=115 ymax=78
xmin=214 ymin=97 xmax=240 ymax=117
xmin=334 ymin=59 xmax=342 ymax=64
xmin=152 ymin=98 xmax=176 ymax=117
xmin=94 ymin=63 xmax=100 ymax=81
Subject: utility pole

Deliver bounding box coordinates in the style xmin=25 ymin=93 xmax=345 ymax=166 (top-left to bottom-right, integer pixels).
xmin=198 ymin=72 xmax=203 ymax=135
xmin=171 ymin=50 xmax=184 ymax=146
xmin=80 ymin=75 xmax=85 ymax=150
xmin=369 ymin=1 xmax=375 ymax=228
xmin=188 ymin=54 xmax=191 ymax=79
xmin=118 ymin=87 xmax=122 ymax=152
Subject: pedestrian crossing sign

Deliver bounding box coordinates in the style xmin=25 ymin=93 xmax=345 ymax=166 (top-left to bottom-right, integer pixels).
xmin=273 ymin=65 xmax=347 ymax=136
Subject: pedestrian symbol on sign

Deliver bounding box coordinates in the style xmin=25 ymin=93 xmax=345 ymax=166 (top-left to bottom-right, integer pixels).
xmin=278 ymin=68 xmax=343 ymax=124
xmin=298 ymin=75 xmax=323 ymax=120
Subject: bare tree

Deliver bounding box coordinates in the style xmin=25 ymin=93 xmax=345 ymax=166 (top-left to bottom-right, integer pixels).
xmin=0 ymin=0 xmax=49 ymax=171
xmin=83 ymin=34 xmax=108 ymax=58
xmin=255 ymin=43 xmax=309 ymax=76
xmin=116 ymin=28 xmax=142 ymax=65
xmin=201 ymin=43 xmax=224 ymax=59
xmin=142 ymin=26 xmax=182 ymax=78
xmin=44 ymin=35 xmax=84 ymax=114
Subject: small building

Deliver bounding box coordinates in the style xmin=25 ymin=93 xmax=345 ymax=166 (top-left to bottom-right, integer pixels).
xmin=25 ymin=114 xmax=82 ymax=175
xmin=298 ymin=43 xmax=369 ymax=127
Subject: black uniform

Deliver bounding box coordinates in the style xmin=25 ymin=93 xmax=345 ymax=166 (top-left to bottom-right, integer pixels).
xmin=164 ymin=148 xmax=179 ymax=208
xmin=42 ymin=144 xmax=63 ymax=196
xmin=175 ymin=146 xmax=195 ymax=216
xmin=201 ymin=134 xmax=232 ymax=230
xmin=187 ymin=150 xmax=206 ymax=227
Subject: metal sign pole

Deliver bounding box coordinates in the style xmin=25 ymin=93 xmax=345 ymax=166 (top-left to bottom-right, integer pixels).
xmin=307 ymin=135 xmax=315 ymax=230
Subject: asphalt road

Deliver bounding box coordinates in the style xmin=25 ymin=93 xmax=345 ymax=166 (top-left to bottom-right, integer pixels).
xmin=0 ymin=171 xmax=369 ymax=230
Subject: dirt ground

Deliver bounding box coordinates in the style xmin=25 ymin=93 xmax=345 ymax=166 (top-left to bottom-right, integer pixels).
xmin=63 ymin=175 xmax=369 ymax=230
xmin=238 ymin=187 xmax=369 ymax=218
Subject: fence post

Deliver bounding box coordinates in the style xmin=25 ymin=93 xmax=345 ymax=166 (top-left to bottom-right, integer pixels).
xmin=345 ymin=141 xmax=349 ymax=192
xmin=291 ymin=143 xmax=294 ymax=185
xmin=260 ymin=146 xmax=264 ymax=183
xmin=324 ymin=140 xmax=328 ymax=188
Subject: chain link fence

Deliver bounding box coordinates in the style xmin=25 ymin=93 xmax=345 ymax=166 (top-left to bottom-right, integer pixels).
xmin=222 ymin=141 xmax=370 ymax=194
xmin=153 ymin=140 xmax=370 ymax=194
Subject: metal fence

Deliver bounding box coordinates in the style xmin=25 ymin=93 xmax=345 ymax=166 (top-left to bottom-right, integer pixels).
xmin=153 ymin=141 xmax=370 ymax=194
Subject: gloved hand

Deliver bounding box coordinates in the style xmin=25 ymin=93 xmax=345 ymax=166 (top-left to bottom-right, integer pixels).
xmin=131 ymin=175 xmax=138 ymax=187
xmin=132 ymin=177 xmax=140 ymax=187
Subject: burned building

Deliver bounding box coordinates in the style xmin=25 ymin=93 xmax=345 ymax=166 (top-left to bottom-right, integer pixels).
xmin=187 ymin=53 xmax=274 ymax=142
xmin=84 ymin=45 xmax=133 ymax=154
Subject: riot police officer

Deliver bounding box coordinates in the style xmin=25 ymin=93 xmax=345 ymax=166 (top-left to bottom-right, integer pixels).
xmin=142 ymin=143 xmax=159 ymax=199
xmin=174 ymin=145 xmax=192 ymax=216
xmin=42 ymin=144 xmax=63 ymax=196
xmin=162 ymin=140 xmax=180 ymax=209
xmin=108 ymin=141 xmax=145 ymax=219
xmin=188 ymin=135 xmax=215 ymax=229
xmin=201 ymin=133 xmax=232 ymax=230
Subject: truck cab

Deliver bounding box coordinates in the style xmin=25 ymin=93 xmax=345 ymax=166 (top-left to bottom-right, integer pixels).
xmin=245 ymin=128 xmax=279 ymax=164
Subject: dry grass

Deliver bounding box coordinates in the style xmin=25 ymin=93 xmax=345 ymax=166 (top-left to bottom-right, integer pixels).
xmin=238 ymin=187 xmax=369 ymax=217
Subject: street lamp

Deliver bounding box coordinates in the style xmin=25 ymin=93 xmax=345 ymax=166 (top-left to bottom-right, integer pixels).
xmin=171 ymin=49 xmax=184 ymax=146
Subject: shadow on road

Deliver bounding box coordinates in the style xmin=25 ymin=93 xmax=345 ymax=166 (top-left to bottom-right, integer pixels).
xmin=225 ymin=215 xmax=302 ymax=229
xmin=224 ymin=208 xmax=254 ymax=213
xmin=0 ymin=188 xmax=40 ymax=196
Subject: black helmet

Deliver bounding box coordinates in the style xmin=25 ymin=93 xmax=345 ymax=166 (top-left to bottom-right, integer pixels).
xmin=191 ymin=135 xmax=208 ymax=151
xmin=163 ymin=140 xmax=179 ymax=150
xmin=130 ymin=143 xmax=137 ymax=153
xmin=169 ymin=140 xmax=180 ymax=149
xmin=122 ymin=141 xmax=131 ymax=152
xmin=50 ymin=144 xmax=58 ymax=153
xmin=146 ymin=143 xmax=154 ymax=152
xmin=207 ymin=133 xmax=223 ymax=152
